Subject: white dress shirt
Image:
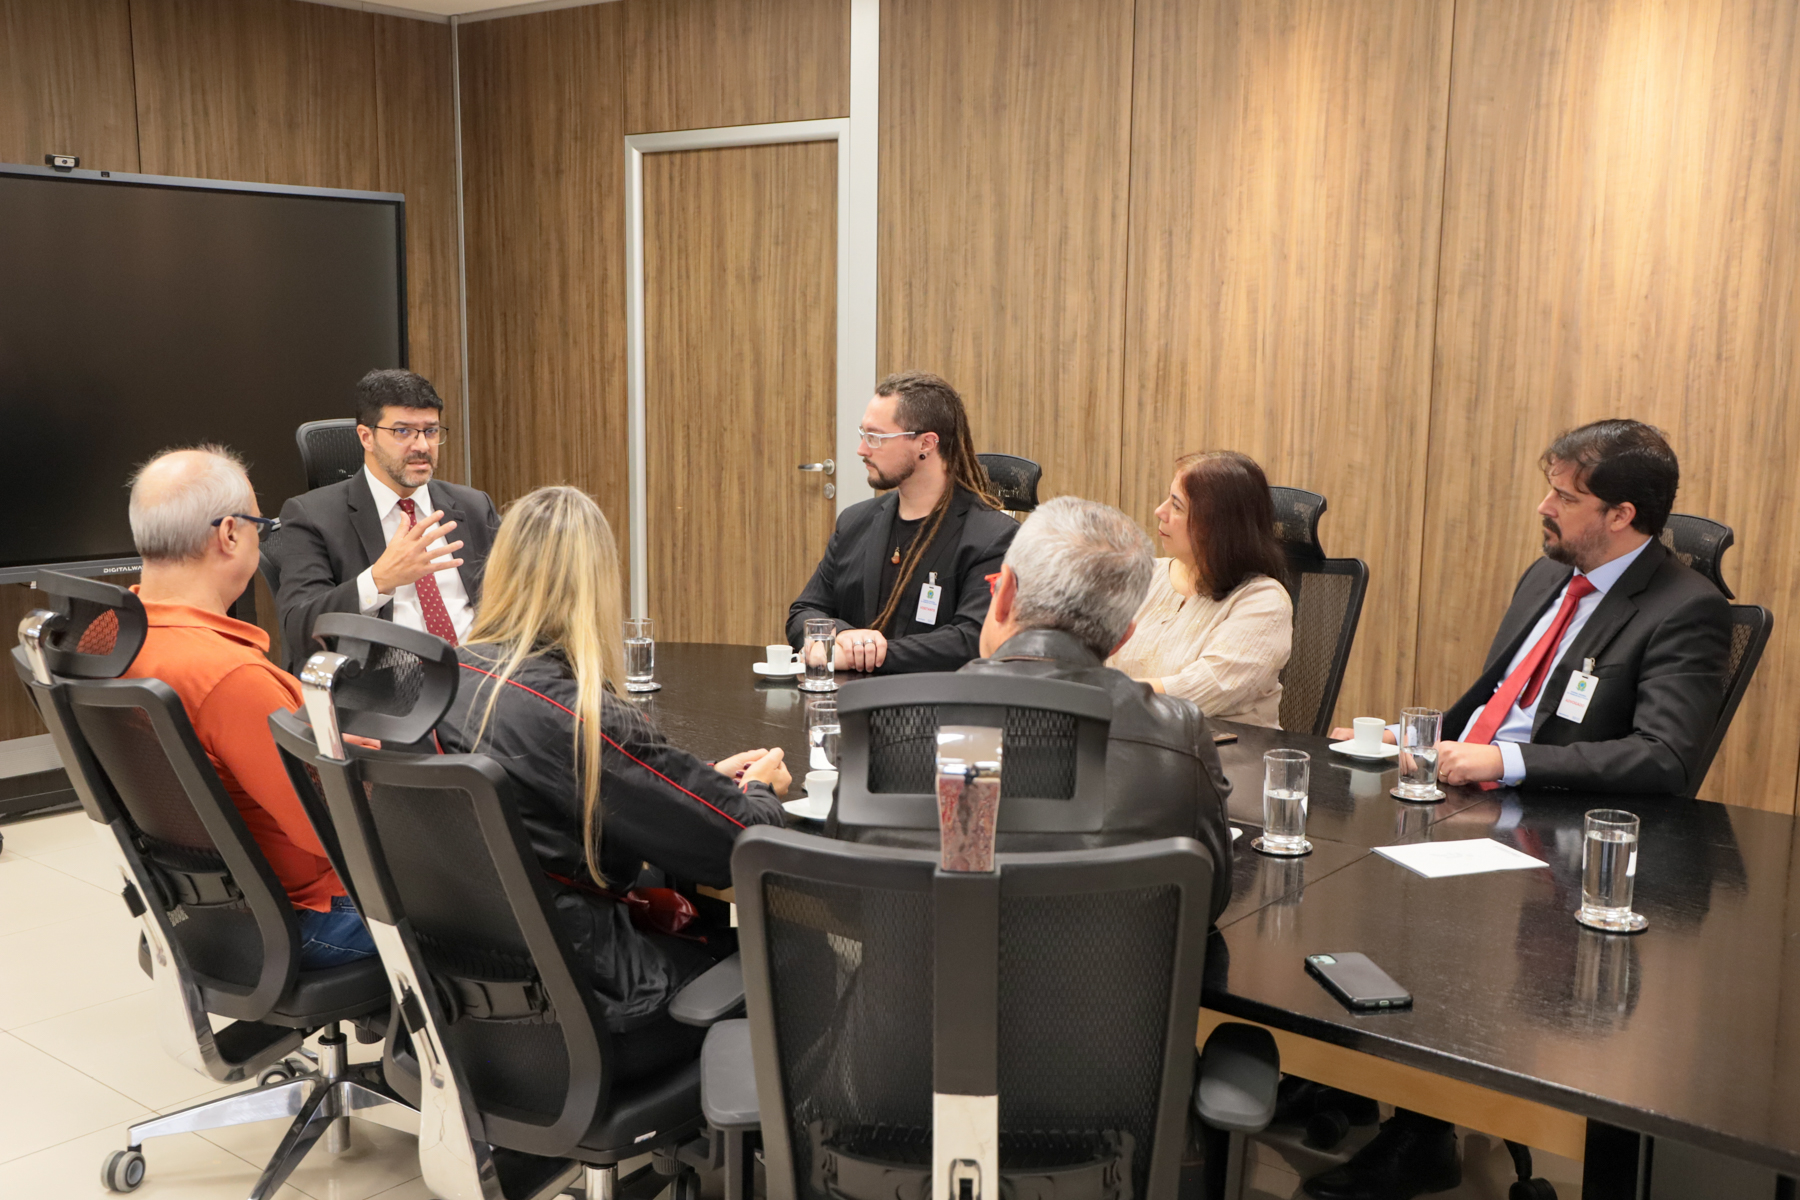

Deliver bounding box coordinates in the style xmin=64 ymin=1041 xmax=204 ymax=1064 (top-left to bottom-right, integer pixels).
xmin=1461 ymin=537 xmax=1651 ymax=786
xmin=354 ymin=466 xmax=476 ymax=643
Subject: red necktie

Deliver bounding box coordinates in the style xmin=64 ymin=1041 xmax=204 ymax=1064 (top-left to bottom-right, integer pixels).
xmin=394 ymin=497 xmax=459 ymax=646
xmin=1464 ymin=574 xmax=1597 ymax=746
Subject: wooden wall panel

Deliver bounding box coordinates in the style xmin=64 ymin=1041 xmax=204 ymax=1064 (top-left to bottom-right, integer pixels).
xmin=0 ymin=0 xmax=138 ymax=171
xmin=1419 ymin=0 xmax=1800 ymax=810
xmin=458 ymin=6 xmax=629 ymax=525
xmin=624 ymin=0 xmax=848 ymax=135
xmin=130 ymin=0 xmax=380 ymax=191
xmin=373 ymin=14 xmax=465 ymax=484
xmin=879 ymin=0 xmax=1135 ymax=509
xmin=644 ymin=142 xmax=839 ymax=644
xmin=1121 ymin=0 xmax=1455 ymax=732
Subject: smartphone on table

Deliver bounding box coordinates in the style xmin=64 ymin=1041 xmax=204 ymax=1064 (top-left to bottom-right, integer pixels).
xmin=1305 ymin=952 xmax=1412 ymax=1012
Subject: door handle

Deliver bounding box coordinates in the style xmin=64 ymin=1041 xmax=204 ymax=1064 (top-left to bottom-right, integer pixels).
xmin=797 ymin=459 xmax=835 ymax=475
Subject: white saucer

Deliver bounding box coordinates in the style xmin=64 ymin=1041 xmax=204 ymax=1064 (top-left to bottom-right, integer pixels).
xmin=753 ymin=661 xmax=804 ymax=677
xmin=1329 ymin=739 xmax=1400 ymax=762
xmin=783 ymin=796 xmax=832 ymax=820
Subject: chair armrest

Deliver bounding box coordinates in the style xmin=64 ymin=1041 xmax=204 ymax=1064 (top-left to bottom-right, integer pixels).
xmin=701 ymin=1019 xmax=760 ymax=1131
xmin=1195 ymin=1022 xmax=1280 ymax=1133
xmin=669 ymin=953 xmax=745 ymax=1026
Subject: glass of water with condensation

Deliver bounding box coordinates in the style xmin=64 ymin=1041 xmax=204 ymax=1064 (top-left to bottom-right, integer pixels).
xmin=1253 ymin=749 xmax=1311 ymax=857
xmin=1393 ymin=707 xmax=1444 ymax=802
xmin=623 ymin=617 xmax=658 ymax=692
xmin=1577 ymin=809 xmax=1648 ymax=933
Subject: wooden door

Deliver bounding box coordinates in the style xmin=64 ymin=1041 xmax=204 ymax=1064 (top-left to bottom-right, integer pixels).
xmin=643 ymin=140 xmax=839 ymax=644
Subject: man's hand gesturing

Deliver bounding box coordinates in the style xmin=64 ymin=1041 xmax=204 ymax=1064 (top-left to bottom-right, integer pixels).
xmin=371 ymin=509 xmax=463 ymax=595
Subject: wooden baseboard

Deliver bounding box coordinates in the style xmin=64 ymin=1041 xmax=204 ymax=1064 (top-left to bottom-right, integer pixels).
xmin=1197 ymin=1009 xmax=1587 ymax=1162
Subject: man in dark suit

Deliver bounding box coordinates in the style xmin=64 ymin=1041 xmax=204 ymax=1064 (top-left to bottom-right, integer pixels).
xmin=787 ymin=371 xmax=1018 ymax=674
xmin=273 ymin=370 xmax=501 ymax=671
xmin=1311 ymin=418 xmax=1730 ymax=1200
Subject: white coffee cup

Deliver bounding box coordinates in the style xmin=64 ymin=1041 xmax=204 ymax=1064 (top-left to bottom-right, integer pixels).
xmin=804 ymin=769 xmax=838 ymax=800
xmin=765 ymin=643 xmax=795 ymax=667
xmin=1352 ymin=717 xmax=1386 ymax=751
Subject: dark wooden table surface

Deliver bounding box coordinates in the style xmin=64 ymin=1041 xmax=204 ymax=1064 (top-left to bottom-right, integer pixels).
xmin=648 ymin=644 xmax=1800 ymax=1178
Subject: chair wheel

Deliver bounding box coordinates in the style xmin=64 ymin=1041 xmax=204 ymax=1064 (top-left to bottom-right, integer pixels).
xmin=101 ymin=1148 xmax=146 ymax=1192
xmin=1305 ymin=1107 xmax=1351 ymax=1150
xmin=671 ymin=1170 xmax=701 ymax=1200
xmin=258 ymin=1064 xmax=296 ymax=1086
xmin=1509 ymin=1179 xmax=1558 ymax=1200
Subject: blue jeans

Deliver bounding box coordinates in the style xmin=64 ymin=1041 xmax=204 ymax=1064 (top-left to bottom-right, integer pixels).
xmin=297 ymin=895 xmax=377 ymax=969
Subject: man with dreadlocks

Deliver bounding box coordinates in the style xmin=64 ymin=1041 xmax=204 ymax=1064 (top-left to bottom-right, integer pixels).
xmin=787 ymin=371 xmax=1018 ymax=674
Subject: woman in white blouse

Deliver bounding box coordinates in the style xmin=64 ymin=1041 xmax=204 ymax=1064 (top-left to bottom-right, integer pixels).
xmin=1106 ymin=451 xmax=1294 ymax=727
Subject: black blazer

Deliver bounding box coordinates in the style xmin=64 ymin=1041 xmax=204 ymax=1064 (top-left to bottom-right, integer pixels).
xmin=272 ymin=470 xmax=501 ymax=673
xmin=786 ymin=487 xmax=1019 ymax=674
xmin=1443 ymin=538 xmax=1731 ymax=796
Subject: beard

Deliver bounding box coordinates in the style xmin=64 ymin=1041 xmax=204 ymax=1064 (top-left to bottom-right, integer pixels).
xmin=1542 ymin=518 xmax=1604 ymax=569
xmin=375 ymin=442 xmax=435 ymax=489
xmin=866 ymin=456 xmax=914 ymax=491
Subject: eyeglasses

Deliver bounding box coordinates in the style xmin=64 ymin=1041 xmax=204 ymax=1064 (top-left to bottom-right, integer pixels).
xmin=211 ymin=514 xmax=282 ymax=536
xmin=856 ymin=428 xmax=921 ymax=449
xmin=370 ymin=424 xmax=448 ymax=445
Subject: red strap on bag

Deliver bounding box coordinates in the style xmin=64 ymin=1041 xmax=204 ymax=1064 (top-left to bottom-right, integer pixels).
xmin=543 ymin=871 xmax=699 ymax=937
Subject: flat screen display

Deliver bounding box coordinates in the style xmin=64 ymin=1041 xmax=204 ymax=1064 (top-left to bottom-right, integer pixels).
xmin=0 ymin=165 xmax=404 ymax=577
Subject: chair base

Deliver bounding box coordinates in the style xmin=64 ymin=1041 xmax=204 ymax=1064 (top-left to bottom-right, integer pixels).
xmin=112 ymin=1024 xmax=418 ymax=1198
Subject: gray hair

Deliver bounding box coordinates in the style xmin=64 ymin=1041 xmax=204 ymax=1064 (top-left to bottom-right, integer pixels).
xmin=1003 ymin=496 xmax=1156 ymax=657
xmin=128 ymin=445 xmax=256 ymax=563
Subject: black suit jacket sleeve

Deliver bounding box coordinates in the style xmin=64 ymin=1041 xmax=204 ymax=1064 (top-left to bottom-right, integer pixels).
xmin=786 ymin=490 xmax=1018 ymax=674
xmin=1514 ymin=581 xmax=1729 ymax=794
xmin=274 ymin=489 xmax=370 ymax=665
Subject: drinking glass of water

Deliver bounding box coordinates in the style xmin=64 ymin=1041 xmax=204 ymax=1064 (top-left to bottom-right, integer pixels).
xmin=1577 ymin=809 xmax=1648 ymax=933
xmin=1392 ymin=707 xmax=1444 ymax=802
xmin=623 ymin=617 xmax=658 ymax=693
xmin=799 ymin=618 xmax=838 ymax=692
xmin=806 ymin=697 xmax=840 ymax=771
xmin=1253 ymin=749 xmax=1311 ymax=857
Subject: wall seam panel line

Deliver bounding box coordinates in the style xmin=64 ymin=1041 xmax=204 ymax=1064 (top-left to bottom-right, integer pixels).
xmin=126 ymin=0 xmax=145 ymax=171
xmin=1114 ymin=0 xmax=1139 ymax=511
xmin=1412 ymin=0 xmax=1462 ymax=714
xmin=451 ymin=15 xmax=473 ymax=485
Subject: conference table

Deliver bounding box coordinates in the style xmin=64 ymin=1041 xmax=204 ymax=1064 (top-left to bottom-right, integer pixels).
xmin=644 ymin=643 xmax=1800 ymax=1191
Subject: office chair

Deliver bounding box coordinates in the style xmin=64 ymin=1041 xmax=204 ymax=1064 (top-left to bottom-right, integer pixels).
xmin=10 ymin=573 xmax=413 ymax=1198
xmin=296 ymin=418 xmax=364 ymax=491
xmin=285 ymin=614 xmax=740 ymax=1200
xmin=832 ymin=673 xmax=1114 ymax=836
xmin=1655 ymin=514 xmax=1773 ymax=793
xmin=699 ymin=827 xmax=1279 ymax=1200
xmin=977 ymin=452 xmax=1043 ymax=515
xmin=1268 ymin=487 xmax=1369 ymax=736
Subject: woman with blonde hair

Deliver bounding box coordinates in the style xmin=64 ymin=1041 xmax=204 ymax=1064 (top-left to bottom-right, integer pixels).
xmin=1107 ymin=451 xmax=1294 ymax=727
xmin=434 ymin=485 xmax=787 ymax=1081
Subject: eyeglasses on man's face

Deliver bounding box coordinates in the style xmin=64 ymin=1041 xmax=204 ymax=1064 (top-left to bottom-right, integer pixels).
xmin=211 ymin=514 xmax=282 ymax=536
xmin=371 ymin=424 xmax=448 ymax=446
xmin=856 ymin=428 xmax=920 ymax=449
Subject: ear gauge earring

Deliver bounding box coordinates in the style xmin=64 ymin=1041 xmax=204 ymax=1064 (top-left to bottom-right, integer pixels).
xmin=919 ymin=453 xmax=927 ymax=460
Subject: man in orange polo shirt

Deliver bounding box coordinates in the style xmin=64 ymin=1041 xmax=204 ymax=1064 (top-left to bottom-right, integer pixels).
xmin=124 ymin=445 xmax=375 ymax=968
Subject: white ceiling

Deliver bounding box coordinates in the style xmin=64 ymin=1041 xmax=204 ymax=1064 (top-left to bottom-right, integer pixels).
xmin=302 ymin=0 xmax=617 ymax=23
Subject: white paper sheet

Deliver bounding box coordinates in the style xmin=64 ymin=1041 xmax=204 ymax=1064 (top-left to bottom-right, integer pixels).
xmin=1374 ymin=838 xmax=1548 ymax=879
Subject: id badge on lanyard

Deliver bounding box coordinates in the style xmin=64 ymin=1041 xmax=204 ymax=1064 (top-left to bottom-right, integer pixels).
xmin=916 ymin=572 xmax=943 ymax=625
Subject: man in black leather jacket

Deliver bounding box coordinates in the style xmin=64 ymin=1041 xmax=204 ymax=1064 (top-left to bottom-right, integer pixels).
xmin=836 ymin=496 xmax=1236 ymax=923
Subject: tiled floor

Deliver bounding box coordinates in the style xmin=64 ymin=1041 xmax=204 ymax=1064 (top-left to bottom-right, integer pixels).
xmin=1 ymin=806 xmax=1584 ymax=1200
xmin=0 ymin=809 xmax=431 ymax=1200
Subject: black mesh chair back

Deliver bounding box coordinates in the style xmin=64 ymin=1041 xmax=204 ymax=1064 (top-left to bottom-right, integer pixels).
xmin=1267 ymin=488 xmax=1369 ymax=735
xmin=1661 ymin=513 xmax=1737 ymax=599
xmin=296 ymin=418 xmax=364 ymax=491
xmin=1270 ymin=486 xmax=1327 ymax=562
xmin=835 ymin=674 xmax=1112 ymax=833
xmin=733 ymin=828 xmax=1212 ymax=1200
xmin=977 ymin=453 xmax=1042 ymax=514
xmin=1690 ymin=604 xmax=1773 ymax=794
xmin=290 ymin=615 xmax=707 ymax=1192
